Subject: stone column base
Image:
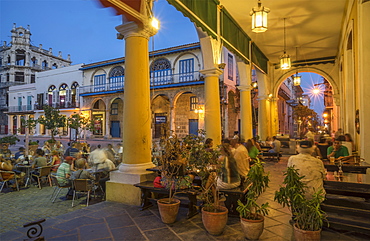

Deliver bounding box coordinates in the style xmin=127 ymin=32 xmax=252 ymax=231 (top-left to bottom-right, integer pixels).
xmin=106 ymin=170 xmax=156 ymax=205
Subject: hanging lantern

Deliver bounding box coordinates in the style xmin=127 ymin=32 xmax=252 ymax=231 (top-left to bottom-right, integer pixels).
xmin=280 ymin=18 xmax=291 ymax=70
xmin=280 ymin=53 xmax=291 ymax=70
xmin=250 ymin=0 xmax=270 ymax=33
xmin=293 ymin=73 xmax=301 ymax=86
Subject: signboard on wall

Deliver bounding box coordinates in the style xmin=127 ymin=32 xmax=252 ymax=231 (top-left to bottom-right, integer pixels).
xmin=155 ymin=116 xmax=167 ymax=124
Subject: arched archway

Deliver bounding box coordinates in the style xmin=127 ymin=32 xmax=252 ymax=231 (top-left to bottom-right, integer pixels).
xmin=91 ymin=99 xmax=106 ymax=136
xmin=109 ymin=98 xmax=123 ymax=138
xmin=272 ymin=68 xmax=338 ymax=139
xmin=273 ymin=67 xmax=339 ymax=99
xmin=151 ymin=94 xmax=170 ymax=139
xmin=173 ymin=92 xmax=202 ymax=138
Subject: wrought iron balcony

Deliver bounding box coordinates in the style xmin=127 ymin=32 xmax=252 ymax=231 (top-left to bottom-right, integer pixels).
xmin=8 ymin=105 xmax=34 ymax=112
xmin=79 ymin=71 xmax=203 ymax=95
xmin=34 ymin=102 xmax=79 ymax=110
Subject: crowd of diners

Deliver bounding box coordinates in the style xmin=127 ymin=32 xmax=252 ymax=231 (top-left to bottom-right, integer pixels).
xmin=0 ymin=141 xmax=122 ymax=196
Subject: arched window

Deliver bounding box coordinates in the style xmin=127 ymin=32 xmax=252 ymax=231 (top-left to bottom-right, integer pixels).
xmin=59 ymin=84 xmax=68 ymax=108
xmin=31 ymin=57 xmax=37 ymax=67
xmin=109 ymin=66 xmax=124 ymax=90
xmin=15 ymin=49 xmax=25 ymax=66
xmin=150 ymin=58 xmax=172 ymax=86
xmin=52 ymin=63 xmax=58 ymax=69
xmin=71 ymin=82 xmax=79 ymax=107
xmin=42 ymin=60 xmax=48 ymax=70
xmin=48 ymin=85 xmax=56 ymax=106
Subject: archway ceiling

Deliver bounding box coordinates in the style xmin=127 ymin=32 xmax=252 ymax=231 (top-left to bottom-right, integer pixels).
xmin=220 ymin=0 xmax=346 ymax=65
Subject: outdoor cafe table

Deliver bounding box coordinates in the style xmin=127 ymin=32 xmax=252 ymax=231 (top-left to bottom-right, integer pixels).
xmin=15 ymin=164 xmax=32 ymax=187
xmin=323 ymin=156 xmax=370 ymax=174
xmin=324 ymin=171 xmax=370 ymax=201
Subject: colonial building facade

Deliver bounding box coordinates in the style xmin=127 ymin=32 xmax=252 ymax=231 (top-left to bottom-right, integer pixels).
xmin=0 ymin=23 xmax=71 ymax=133
xmin=6 ymin=42 xmax=298 ymax=141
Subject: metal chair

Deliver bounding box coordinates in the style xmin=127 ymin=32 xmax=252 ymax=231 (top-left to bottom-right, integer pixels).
xmin=72 ymin=179 xmax=93 ymax=207
xmin=50 ymin=174 xmax=71 ymax=203
xmin=0 ymin=170 xmax=19 ymax=192
xmin=32 ymin=166 xmax=52 ymax=189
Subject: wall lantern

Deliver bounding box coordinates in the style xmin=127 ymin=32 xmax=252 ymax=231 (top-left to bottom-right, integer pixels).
xmin=250 ymin=0 xmax=270 ymax=33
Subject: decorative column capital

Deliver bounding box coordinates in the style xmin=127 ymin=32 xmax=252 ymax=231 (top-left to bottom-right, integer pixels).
xmin=116 ymin=21 xmax=158 ymax=40
xmin=199 ymin=68 xmax=223 ymax=77
xmin=237 ymin=85 xmax=253 ymax=92
xmin=257 ymin=95 xmax=271 ymax=101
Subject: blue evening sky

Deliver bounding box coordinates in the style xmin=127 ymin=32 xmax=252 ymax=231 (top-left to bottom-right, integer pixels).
xmin=0 ymin=0 xmax=324 ymax=114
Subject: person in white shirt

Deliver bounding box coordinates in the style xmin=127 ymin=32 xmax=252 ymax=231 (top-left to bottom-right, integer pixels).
xmin=230 ymin=138 xmax=250 ymax=179
xmin=268 ymin=136 xmax=281 ymax=153
xmin=288 ymin=140 xmax=326 ymax=199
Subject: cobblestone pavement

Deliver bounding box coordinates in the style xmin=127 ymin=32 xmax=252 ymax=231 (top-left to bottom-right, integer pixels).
xmin=1 ymin=157 xmax=369 ymax=240
xmin=0 ymin=184 xmax=102 ymax=234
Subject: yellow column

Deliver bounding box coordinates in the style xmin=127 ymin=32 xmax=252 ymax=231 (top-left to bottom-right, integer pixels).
xmin=359 ymin=0 xmax=370 ymax=159
xmin=105 ymin=109 xmax=111 ymax=139
xmin=116 ymin=22 xmax=154 ymax=169
xmin=107 ymin=22 xmax=157 ymax=205
xmin=238 ymin=86 xmax=253 ymax=141
xmin=270 ymin=97 xmax=279 ymax=136
xmin=258 ymin=96 xmax=270 ymax=141
xmin=200 ymin=68 xmax=222 ymax=146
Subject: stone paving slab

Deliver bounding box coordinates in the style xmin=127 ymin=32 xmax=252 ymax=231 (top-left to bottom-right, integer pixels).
xmin=2 ymin=157 xmax=370 ymax=240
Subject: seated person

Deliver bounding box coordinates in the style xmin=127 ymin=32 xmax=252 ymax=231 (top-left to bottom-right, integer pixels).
xmin=217 ymin=143 xmax=240 ymax=189
xmin=64 ymin=142 xmax=80 ymax=159
xmin=14 ymin=147 xmax=25 ymax=160
xmin=32 ymin=149 xmax=48 ymax=169
xmin=0 ymin=144 xmax=12 ymax=160
xmin=245 ymin=139 xmax=261 ymax=162
xmin=88 ymin=149 xmax=115 ymax=192
xmin=268 ymin=136 xmax=281 ymax=153
xmin=327 ymin=139 xmax=349 ymax=160
xmin=288 ymin=141 xmax=326 ymax=199
xmin=56 ymin=156 xmax=74 ymax=187
xmin=31 ymin=149 xmax=48 ymax=183
xmin=49 ymin=150 xmax=62 ymax=172
xmin=71 ymin=158 xmax=93 ymax=180
xmin=0 ymin=154 xmax=25 ymax=188
xmin=338 ymin=134 xmax=353 ymax=155
xmin=317 ymin=138 xmax=330 ymax=160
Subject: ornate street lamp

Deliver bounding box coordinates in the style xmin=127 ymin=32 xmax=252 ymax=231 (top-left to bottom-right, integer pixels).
xmin=250 ymin=0 xmax=270 ymax=33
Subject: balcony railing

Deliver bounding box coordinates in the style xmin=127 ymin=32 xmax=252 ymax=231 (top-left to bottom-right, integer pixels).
xmin=34 ymin=102 xmax=79 ymax=110
xmin=79 ymin=71 xmax=203 ymax=95
xmin=8 ymin=105 xmax=34 ymax=112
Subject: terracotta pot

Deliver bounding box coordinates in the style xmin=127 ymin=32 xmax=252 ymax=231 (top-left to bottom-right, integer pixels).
xmin=294 ymin=224 xmax=321 ymax=241
xmin=202 ymin=206 xmax=228 ymax=236
xmin=157 ymin=198 xmax=180 ymax=224
xmin=240 ymin=215 xmax=264 ymax=240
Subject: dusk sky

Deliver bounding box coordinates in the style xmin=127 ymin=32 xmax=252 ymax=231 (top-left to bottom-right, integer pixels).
xmin=0 ymin=0 xmax=324 ymax=114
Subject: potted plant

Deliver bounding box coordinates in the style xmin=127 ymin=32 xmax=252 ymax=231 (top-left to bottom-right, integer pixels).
xmin=156 ymin=127 xmax=190 ymax=224
xmin=274 ymin=167 xmax=328 ymax=241
xmin=182 ymin=131 xmax=225 ymax=236
xmin=236 ymin=159 xmax=270 ymax=240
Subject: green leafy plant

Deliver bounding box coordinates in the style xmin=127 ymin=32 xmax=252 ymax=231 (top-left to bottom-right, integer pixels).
xmin=274 ymin=166 xmax=328 ymax=231
xmin=158 ymin=125 xmax=191 ymax=204
xmin=182 ymin=130 xmax=220 ymax=211
xmin=0 ymin=135 xmax=20 ymax=145
xmin=28 ymin=141 xmax=39 ymax=145
xmin=67 ymin=112 xmax=95 ymax=141
xmin=236 ymin=159 xmax=270 ymax=220
xmin=37 ymin=105 xmax=67 ymax=142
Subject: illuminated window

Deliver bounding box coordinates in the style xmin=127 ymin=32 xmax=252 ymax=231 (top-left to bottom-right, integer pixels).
xmin=190 ymin=96 xmax=198 ymax=111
